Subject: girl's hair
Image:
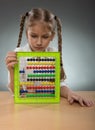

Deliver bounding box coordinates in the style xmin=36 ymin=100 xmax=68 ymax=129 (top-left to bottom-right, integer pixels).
xmin=17 ymin=8 xmax=66 ymax=81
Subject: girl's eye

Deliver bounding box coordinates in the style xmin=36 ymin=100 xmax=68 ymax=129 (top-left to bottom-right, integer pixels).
xmin=30 ymin=34 xmax=49 ymax=39
xmin=42 ymin=36 xmax=49 ymax=39
xmin=31 ymin=35 xmax=37 ymax=38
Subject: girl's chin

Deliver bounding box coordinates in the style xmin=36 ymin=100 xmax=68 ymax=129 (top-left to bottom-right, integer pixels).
xmin=31 ymin=47 xmax=45 ymax=52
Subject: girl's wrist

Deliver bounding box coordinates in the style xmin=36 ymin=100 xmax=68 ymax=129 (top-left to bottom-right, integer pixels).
xmin=8 ymin=67 xmax=14 ymax=72
xmin=60 ymin=86 xmax=70 ymax=98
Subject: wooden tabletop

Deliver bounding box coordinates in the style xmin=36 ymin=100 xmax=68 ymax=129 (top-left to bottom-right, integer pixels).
xmin=0 ymin=91 xmax=95 ymax=130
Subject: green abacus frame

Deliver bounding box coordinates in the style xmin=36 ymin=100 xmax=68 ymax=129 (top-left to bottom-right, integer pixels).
xmin=14 ymin=52 xmax=60 ymax=103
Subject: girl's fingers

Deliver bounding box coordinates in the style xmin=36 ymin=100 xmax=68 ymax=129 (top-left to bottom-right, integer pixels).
xmin=5 ymin=52 xmax=18 ymax=70
xmin=68 ymin=95 xmax=74 ymax=104
xmin=78 ymin=98 xmax=85 ymax=107
xmin=5 ymin=52 xmax=17 ymax=61
xmin=7 ymin=61 xmax=18 ymax=69
xmin=72 ymin=95 xmax=94 ymax=107
xmin=83 ymin=99 xmax=95 ymax=107
xmin=72 ymin=95 xmax=85 ymax=106
xmin=5 ymin=57 xmax=17 ymax=64
xmin=6 ymin=51 xmax=17 ymax=57
xmin=69 ymin=98 xmax=74 ymax=104
xmin=68 ymin=95 xmax=84 ymax=106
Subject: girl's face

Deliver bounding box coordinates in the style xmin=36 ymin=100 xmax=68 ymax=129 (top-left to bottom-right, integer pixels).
xmin=26 ymin=22 xmax=54 ymax=51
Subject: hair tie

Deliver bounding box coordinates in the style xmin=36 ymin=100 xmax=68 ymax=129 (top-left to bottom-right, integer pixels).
xmin=54 ymin=16 xmax=57 ymax=20
xmin=60 ymin=63 xmax=63 ymax=67
xmin=25 ymin=12 xmax=29 ymax=16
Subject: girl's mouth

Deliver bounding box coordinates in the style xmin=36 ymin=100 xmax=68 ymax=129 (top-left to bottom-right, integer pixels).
xmin=35 ymin=47 xmax=44 ymax=50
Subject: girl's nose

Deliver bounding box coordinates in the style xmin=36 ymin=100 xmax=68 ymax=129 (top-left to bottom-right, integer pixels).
xmin=36 ymin=38 xmax=42 ymax=46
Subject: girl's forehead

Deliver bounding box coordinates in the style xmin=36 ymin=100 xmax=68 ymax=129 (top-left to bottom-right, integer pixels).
xmin=27 ymin=21 xmax=53 ymax=31
xmin=30 ymin=20 xmax=50 ymax=26
xmin=27 ymin=22 xmax=53 ymax=34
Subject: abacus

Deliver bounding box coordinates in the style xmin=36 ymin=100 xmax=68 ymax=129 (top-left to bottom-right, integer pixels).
xmin=14 ymin=52 xmax=60 ymax=103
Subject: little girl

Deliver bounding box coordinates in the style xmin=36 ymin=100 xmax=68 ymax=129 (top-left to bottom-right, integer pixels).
xmin=5 ymin=8 xmax=94 ymax=107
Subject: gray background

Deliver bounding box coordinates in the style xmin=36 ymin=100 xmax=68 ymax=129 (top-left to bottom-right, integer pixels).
xmin=0 ymin=0 xmax=95 ymax=91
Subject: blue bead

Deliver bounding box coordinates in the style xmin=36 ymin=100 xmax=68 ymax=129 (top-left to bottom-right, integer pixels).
xmin=20 ymin=89 xmax=28 ymax=94
xmin=19 ymin=70 xmax=25 ymax=73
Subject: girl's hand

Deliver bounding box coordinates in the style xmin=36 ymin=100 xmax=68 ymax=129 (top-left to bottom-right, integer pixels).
xmin=5 ymin=51 xmax=18 ymax=70
xmin=67 ymin=91 xmax=94 ymax=107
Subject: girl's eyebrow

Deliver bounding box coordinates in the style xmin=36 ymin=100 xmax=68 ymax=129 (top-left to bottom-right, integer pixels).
xmin=30 ymin=32 xmax=37 ymax=35
xmin=30 ymin=32 xmax=51 ymax=36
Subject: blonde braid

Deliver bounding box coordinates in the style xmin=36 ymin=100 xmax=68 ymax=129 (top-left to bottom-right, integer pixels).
xmin=17 ymin=12 xmax=28 ymax=47
xmin=55 ymin=16 xmax=66 ymax=80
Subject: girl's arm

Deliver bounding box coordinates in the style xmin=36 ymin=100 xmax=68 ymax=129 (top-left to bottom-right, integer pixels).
xmin=8 ymin=69 xmax=14 ymax=92
xmin=5 ymin=51 xmax=17 ymax=93
xmin=60 ymin=85 xmax=72 ymax=98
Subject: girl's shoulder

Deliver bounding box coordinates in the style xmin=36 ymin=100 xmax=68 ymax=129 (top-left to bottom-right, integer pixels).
xmin=14 ymin=44 xmax=31 ymax=52
xmin=46 ymin=46 xmax=58 ymax=52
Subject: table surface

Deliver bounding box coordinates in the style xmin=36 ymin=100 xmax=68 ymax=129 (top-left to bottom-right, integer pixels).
xmin=0 ymin=91 xmax=95 ymax=130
